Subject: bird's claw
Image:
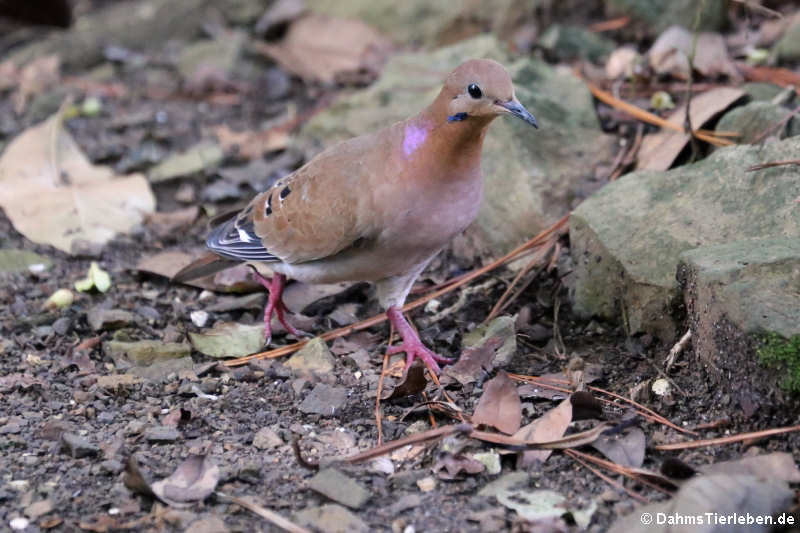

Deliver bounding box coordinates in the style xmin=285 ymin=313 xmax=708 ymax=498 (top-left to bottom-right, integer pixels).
xmin=387 ymin=340 xmax=454 ymax=375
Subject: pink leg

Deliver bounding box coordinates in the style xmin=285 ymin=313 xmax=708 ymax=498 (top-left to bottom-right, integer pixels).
xmin=386 ymin=306 xmax=454 ymax=375
xmin=248 ymin=267 xmax=305 ymax=345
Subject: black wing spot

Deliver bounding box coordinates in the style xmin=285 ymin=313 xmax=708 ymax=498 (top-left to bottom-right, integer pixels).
xmin=265 ymin=193 xmax=273 ymax=216
xmin=280 ymin=186 xmax=291 ymax=199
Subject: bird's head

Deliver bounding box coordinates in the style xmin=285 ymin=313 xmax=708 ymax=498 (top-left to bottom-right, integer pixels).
xmin=443 ymin=59 xmax=538 ymax=129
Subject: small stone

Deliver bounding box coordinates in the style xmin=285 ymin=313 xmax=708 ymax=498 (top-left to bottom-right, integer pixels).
xmin=24 ymin=499 xmax=53 ymax=520
xmin=9 ymin=517 xmax=29 ymax=531
xmin=144 ymin=425 xmax=181 ymax=442
xmin=252 ymin=427 xmax=283 ymax=450
xmin=61 ymin=432 xmax=100 ymax=458
xmin=186 ymin=516 xmax=230 ymax=533
xmin=52 ymin=317 xmax=72 ymax=335
xmin=416 ymin=476 xmax=436 ymax=492
xmin=286 ymin=337 xmax=335 ymax=375
xmin=308 ymin=469 xmax=371 ymax=509
xmin=148 ymin=142 xmax=224 ymax=182
xmin=99 ymin=459 xmax=124 ymax=475
xmin=294 ymin=504 xmax=368 ymax=533
xmin=87 ymin=307 xmax=136 ymax=331
xmin=298 ymin=384 xmax=348 ymax=417
xmin=104 ymin=340 xmax=191 ymax=366
xmin=190 ymin=310 xmax=209 ymax=328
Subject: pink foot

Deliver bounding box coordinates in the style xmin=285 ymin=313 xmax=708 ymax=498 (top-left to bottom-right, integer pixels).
xmin=248 ymin=267 xmax=307 ymax=345
xmin=386 ymin=306 xmax=454 ymax=375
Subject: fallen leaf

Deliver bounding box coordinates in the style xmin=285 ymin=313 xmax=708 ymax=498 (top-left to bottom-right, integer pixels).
xmin=699 ymin=452 xmax=800 ymax=483
xmin=13 ymin=55 xmax=61 ymax=114
xmin=254 ymin=14 xmax=392 ymax=84
xmin=432 ymin=454 xmax=485 ymax=480
xmin=608 ymin=473 xmax=794 ymax=533
xmin=514 ymin=398 xmax=572 ymax=467
xmin=135 ymin=250 xmax=264 ymax=292
xmin=472 ymin=371 xmax=522 ymax=435
xmin=0 ymin=373 xmax=46 ymax=392
xmin=0 ymin=109 xmax=155 ymax=253
xmin=0 ymin=249 xmax=52 ymax=274
xmin=255 ymin=0 xmax=308 ymax=37
xmin=124 ymin=454 xmax=219 ymax=507
xmin=215 ymin=124 xmax=290 ymax=160
xmin=605 ymin=46 xmax=641 ymax=79
xmin=591 ymin=426 xmax=646 ymax=468
xmin=648 ymin=26 xmax=737 ymax=79
xmin=189 ymin=322 xmax=265 ymax=358
xmin=42 ymin=288 xmax=74 ymax=310
xmin=146 ymin=206 xmax=199 ymax=237
xmin=63 ymin=352 xmax=96 ymax=376
xmin=442 ymin=337 xmax=504 ymax=386
xmin=74 ymin=262 xmax=112 ymax=293
xmin=381 ymin=361 xmax=427 ymax=400
xmin=636 ymin=87 xmax=745 ymax=171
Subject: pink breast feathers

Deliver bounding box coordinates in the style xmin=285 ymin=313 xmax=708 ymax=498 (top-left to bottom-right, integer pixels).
xmin=402 ymin=122 xmax=428 ymax=157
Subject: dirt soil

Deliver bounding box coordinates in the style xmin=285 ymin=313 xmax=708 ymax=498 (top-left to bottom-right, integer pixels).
xmin=1 ymin=2 xmax=800 ymax=533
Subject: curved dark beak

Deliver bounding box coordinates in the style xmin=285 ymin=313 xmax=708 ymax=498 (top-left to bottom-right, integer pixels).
xmin=498 ymin=99 xmax=538 ymax=129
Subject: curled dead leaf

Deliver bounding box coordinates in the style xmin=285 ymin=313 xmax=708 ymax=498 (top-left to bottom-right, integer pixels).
xmin=0 ymin=109 xmax=155 ymax=253
xmin=124 ymin=454 xmax=219 ymax=507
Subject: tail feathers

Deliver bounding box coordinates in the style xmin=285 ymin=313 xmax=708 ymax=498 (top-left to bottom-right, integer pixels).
xmin=172 ymin=253 xmax=240 ymax=283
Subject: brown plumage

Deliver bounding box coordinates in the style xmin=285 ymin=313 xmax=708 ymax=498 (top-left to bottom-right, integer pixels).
xmin=174 ymin=58 xmax=538 ymax=373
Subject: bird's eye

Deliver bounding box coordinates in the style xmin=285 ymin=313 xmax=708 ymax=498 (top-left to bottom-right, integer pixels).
xmin=467 ymin=83 xmax=482 ymax=99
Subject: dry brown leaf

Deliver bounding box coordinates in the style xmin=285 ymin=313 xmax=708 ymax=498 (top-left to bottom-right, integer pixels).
xmin=145 ymin=206 xmax=199 ymax=237
xmin=124 ymin=454 xmax=219 ymax=507
xmin=0 ymin=109 xmax=155 ymax=253
xmin=514 ymin=398 xmax=572 ymax=466
xmin=649 ymin=26 xmax=737 ymax=79
xmin=591 ymin=426 xmax=646 ymax=468
xmin=135 ymin=250 xmax=265 ymax=292
xmin=255 ymin=14 xmax=392 ymax=84
xmin=472 ymin=371 xmax=522 ymax=435
xmin=215 ymin=124 xmax=290 ymax=160
xmin=636 ymin=87 xmax=745 ymax=171
xmin=13 ymin=55 xmax=61 ymax=114
xmin=442 ymin=337 xmax=504 ymax=386
xmin=381 ymin=361 xmax=427 ymax=400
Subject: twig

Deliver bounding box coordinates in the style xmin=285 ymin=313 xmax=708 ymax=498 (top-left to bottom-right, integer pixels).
xmin=683 ymin=0 xmax=707 ymax=163
xmin=665 ymin=329 xmax=692 ymax=371
xmin=565 ymin=450 xmax=649 ymax=504
xmin=654 ymin=424 xmax=800 ymax=451
xmin=747 ymin=159 xmax=800 ymax=171
xmin=752 ymin=104 xmax=800 ymax=144
xmin=215 ymin=492 xmax=312 ymax=533
xmin=375 ymin=326 xmax=394 ymax=446
xmin=224 ymin=215 xmax=570 ymax=366
xmin=584 ymin=80 xmax=734 ymax=147
xmin=345 ymin=423 xmax=473 ymax=463
xmin=587 ymin=16 xmax=631 ymax=32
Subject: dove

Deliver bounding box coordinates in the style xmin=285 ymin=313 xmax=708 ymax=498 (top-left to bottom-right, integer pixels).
xmin=174 ymin=58 xmax=538 ymax=373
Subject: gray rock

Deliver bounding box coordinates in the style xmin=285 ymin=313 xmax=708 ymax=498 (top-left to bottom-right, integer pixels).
xmin=177 ymin=32 xmax=245 ymax=82
xmin=0 ymin=249 xmax=52 ymax=274
xmin=148 ymin=142 xmax=224 ymax=183
xmin=715 ymin=102 xmax=789 ymax=145
xmin=298 ymin=384 xmax=348 ymax=416
xmin=679 ymin=237 xmax=800 ymax=352
xmin=570 ymin=136 xmax=800 ymax=340
xmin=299 ymin=35 xmax=612 ymax=256
xmin=538 ymin=24 xmax=616 ymax=63
xmin=252 ymin=427 xmax=283 ymax=450
xmin=87 ymin=307 xmax=136 ymax=331
xmin=294 ymin=504 xmax=368 ymax=533
xmin=461 ymin=315 xmax=517 ymax=367
xmin=606 ymin=0 xmax=727 ymax=33
xmin=130 ymin=357 xmax=194 ymax=382
xmin=61 ymin=432 xmax=100 ymax=458
xmin=286 ymin=337 xmax=336 ymax=375
xmin=104 ymin=340 xmax=192 ymax=366
xmin=99 ymin=459 xmax=124 ymax=475
xmin=308 ymin=468 xmax=371 ymax=509
xmin=775 ymin=14 xmax=800 ymax=62
xmin=24 ymin=499 xmax=53 ymax=520
xmin=145 ymin=425 xmax=182 ymax=442
xmin=740 ymin=83 xmax=785 ymax=103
